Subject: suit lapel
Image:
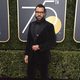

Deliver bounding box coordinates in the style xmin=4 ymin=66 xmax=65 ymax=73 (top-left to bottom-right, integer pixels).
xmin=31 ymin=21 xmax=46 ymax=40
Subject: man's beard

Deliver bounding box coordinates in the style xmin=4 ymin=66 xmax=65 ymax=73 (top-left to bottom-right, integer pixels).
xmin=35 ymin=16 xmax=45 ymax=21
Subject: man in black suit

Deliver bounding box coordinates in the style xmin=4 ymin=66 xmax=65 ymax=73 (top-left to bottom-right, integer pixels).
xmin=24 ymin=4 xmax=56 ymax=80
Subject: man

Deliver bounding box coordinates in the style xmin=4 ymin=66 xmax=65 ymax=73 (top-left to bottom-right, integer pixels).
xmin=24 ymin=4 xmax=56 ymax=80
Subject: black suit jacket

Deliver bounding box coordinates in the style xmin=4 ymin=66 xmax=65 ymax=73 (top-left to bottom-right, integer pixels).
xmin=25 ymin=20 xmax=56 ymax=63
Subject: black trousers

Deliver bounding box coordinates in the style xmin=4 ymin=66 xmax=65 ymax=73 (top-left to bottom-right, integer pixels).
xmin=27 ymin=60 xmax=49 ymax=80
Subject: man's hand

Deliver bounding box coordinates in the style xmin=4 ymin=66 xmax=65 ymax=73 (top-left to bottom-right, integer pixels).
xmin=32 ymin=45 xmax=40 ymax=51
xmin=24 ymin=55 xmax=28 ymax=64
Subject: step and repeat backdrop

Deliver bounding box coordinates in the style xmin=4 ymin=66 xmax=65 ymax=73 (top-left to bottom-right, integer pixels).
xmin=0 ymin=0 xmax=67 ymax=43
xmin=0 ymin=0 xmax=80 ymax=43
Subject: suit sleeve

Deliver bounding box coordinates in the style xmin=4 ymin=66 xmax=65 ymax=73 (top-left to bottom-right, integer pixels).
xmin=24 ymin=24 xmax=32 ymax=55
xmin=39 ymin=24 xmax=56 ymax=51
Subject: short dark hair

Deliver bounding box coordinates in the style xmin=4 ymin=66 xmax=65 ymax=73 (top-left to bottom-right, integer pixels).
xmin=35 ymin=4 xmax=46 ymax=13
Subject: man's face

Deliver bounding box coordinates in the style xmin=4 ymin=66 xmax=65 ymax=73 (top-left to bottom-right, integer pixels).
xmin=35 ymin=7 xmax=45 ymax=21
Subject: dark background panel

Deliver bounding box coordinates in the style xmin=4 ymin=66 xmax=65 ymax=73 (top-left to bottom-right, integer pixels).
xmin=0 ymin=0 xmax=9 ymax=42
xmin=74 ymin=0 xmax=80 ymax=42
xmin=18 ymin=0 xmax=66 ymax=42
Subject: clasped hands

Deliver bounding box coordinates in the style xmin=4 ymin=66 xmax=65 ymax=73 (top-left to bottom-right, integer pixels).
xmin=24 ymin=45 xmax=40 ymax=64
xmin=24 ymin=44 xmax=40 ymax=64
xmin=32 ymin=44 xmax=40 ymax=51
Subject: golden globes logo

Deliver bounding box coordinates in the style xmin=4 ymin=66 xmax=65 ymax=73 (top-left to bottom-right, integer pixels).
xmin=22 ymin=0 xmax=62 ymax=34
xmin=17 ymin=0 xmax=67 ymax=43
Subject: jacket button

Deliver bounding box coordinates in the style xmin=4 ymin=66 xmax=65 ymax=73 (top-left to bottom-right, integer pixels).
xmin=36 ymin=34 xmax=39 ymax=37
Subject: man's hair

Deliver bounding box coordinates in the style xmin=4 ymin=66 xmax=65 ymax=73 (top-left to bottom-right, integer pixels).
xmin=35 ymin=4 xmax=46 ymax=13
